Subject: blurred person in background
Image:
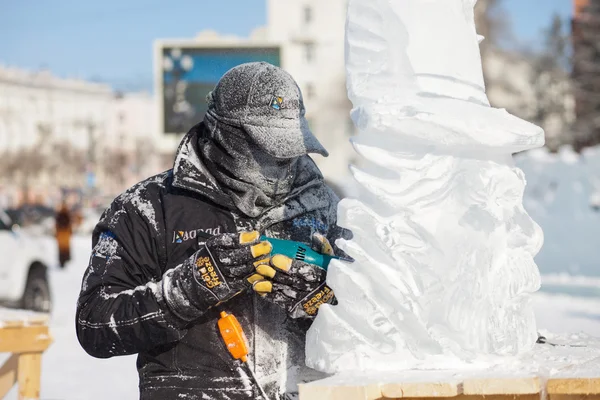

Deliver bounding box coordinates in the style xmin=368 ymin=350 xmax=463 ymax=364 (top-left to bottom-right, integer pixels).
xmin=75 ymin=63 xmax=350 ymax=400
xmin=55 ymin=201 xmax=72 ymax=268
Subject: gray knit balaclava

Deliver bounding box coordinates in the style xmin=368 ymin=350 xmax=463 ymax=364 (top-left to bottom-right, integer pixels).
xmin=198 ymin=62 xmax=328 ymax=217
xmin=199 ymin=114 xmax=300 ymax=217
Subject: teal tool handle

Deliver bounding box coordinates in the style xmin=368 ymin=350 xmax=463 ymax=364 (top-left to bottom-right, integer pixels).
xmin=260 ymin=236 xmax=338 ymax=271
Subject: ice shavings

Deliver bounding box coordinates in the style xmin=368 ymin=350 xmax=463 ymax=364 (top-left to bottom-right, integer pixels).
xmin=115 ymin=172 xmax=167 ymax=232
xmin=236 ymin=364 xmax=253 ymax=395
xmin=13 ymin=235 xmax=598 ymax=399
xmin=306 ymin=0 xmax=545 ymax=373
xmin=302 ymin=334 xmax=600 ymax=389
xmin=173 ymin=131 xmax=222 ymax=196
xmin=76 ymin=310 xmax=163 ymax=331
xmin=100 ymin=281 xmax=162 ymax=301
xmin=108 ymin=314 xmax=120 ymax=339
xmin=161 ymin=267 xmax=192 ymax=312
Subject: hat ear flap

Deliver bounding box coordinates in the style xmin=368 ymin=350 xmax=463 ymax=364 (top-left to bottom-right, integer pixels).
xmin=206 ymin=91 xmax=215 ymax=108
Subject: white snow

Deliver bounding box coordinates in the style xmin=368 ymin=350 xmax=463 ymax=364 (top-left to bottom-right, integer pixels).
xmin=0 ymin=308 xmax=47 ymax=328
xmin=306 ymin=0 xmax=545 ymax=373
xmin=3 ymin=147 xmax=589 ymax=399
xmin=114 ymin=172 xmax=166 ymax=232
xmin=516 ymin=146 xmax=600 ymax=278
xmin=0 ymin=232 xmax=596 ymax=399
xmin=303 ymin=331 xmax=600 ymax=388
xmin=2 ymin=236 xmax=139 ymax=400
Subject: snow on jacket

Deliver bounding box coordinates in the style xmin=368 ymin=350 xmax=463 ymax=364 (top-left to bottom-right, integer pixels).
xmin=76 ymin=125 xmax=348 ymax=400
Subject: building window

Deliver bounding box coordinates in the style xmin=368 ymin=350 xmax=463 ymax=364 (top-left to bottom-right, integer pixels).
xmin=303 ymin=5 xmax=313 ymax=24
xmin=304 ymin=43 xmax=316 ymax=63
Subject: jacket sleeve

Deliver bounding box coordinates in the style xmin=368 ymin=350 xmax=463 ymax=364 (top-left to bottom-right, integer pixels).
xmin=76 ymin=199 xmax=191 ymax=359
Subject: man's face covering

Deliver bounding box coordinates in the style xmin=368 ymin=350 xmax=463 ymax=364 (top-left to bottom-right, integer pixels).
xmin=197 ymin=62 xmax=329 ymax=217
xmin=199 ymin=114 xmax=301 ymax=217
xmin=253 ymin=148 xmax=299 ymax=199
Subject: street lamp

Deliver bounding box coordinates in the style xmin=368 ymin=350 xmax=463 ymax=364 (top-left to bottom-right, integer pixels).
xmin=163 ymin=48 xmax=195 ymax=133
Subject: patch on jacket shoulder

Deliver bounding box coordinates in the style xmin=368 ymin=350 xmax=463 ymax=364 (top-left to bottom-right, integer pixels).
xmin=93 ymin=231 xmax=119 ymax=260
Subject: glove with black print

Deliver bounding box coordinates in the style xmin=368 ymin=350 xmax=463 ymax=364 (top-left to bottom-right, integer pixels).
xmin=162 ymin=231 xmax=272 ymax=321
xmin=251 ymin=233 xmax=337 ymax=319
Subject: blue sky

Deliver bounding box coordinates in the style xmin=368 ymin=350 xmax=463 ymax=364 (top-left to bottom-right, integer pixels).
xmin=0 ymin=0 xmax=572 ymax=92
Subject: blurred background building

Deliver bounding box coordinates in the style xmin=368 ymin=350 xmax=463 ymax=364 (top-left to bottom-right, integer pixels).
xmin=0 ymin=0 xmax=597 ymax=210
xmin=155 ymin=0 xmax=354 ymax=193
xmin=476 ymin=0 xmax=576 ymax=151
xmin=0 ymin=66 xmax=159 ymax=209
xmin=267 ymin=0 xmax=355 ymax=186
xmin=2 ymin=2 xmax=600 ymax=397
xmin=572 ymin=0 xmax=600 ymax=150
xmin=0 ymin=67 xmax=113 ymax=207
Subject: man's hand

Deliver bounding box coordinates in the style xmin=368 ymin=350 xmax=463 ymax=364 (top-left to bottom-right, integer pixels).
xmin=192 ymin=231 xmax=273 ymax=302
xmin=163 ymin=231 xmax=272 ymax=321
xmin=252 ymin=233 xmax=336 ymax=319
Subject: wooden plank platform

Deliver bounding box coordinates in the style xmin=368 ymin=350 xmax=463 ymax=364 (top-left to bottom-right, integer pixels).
xmin=381 ymin=380 xmax=460 ymax=398
xmin=300 ymin=375 xmax=547 ymax=400
xmin=299 ymin=367 xmax=600 ymax=400
xmin=0 ymin=309 xmax=52 ymax=400
xmin=300 ymin=334 xmax=600 ymax=400
xmin=300 ymin=375 xmax=600 ymax=400
xmin=547 ymin=378 xmax=600 ymax=400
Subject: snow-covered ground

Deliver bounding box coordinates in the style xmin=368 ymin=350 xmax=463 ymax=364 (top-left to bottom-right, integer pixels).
xmin=4 ymin=236 xmax=139 ymax=400
xmin=0 ymin=235 xmax=597 ymax=399
xmin=516 ymin=146 xmax=600 ymax=278
xmin=3 ymin=144 xmax=600 ymax=400
xmin=516 ymin=146 xmax=600 ymax=336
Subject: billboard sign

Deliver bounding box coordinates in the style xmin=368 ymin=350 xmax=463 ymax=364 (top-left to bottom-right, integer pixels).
xmin=156 ymin=42 xmax=281 ymax=135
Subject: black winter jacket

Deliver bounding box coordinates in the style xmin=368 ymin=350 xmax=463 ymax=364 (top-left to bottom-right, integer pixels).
xmin=76 ymin=128 xmax=346 ymax=400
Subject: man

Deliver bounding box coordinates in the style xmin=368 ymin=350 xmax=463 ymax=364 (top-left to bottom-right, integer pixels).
xmin=76 ymin=62 xmax=349 ymax=400
xmin=55 ymin=200 xmax=72 ymax=268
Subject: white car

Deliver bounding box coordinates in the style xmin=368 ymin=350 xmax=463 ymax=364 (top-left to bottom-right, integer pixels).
xmin=0 ymin=211 xmax=51 ymax=313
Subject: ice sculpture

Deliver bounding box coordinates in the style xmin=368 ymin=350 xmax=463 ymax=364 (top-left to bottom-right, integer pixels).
xmin=306 ymin=0 xmax=545 ymax=373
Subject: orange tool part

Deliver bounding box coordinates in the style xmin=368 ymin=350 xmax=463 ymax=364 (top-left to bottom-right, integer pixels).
xmin=218 ymin=311 xmax=249 ymax=363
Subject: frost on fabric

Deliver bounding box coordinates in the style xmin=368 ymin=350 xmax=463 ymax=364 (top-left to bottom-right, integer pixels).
xmin=82 ymin=231 xmax=122 ymax=293
xmin=108 ymin=314 xmax=121 ymax=339
xmin=236 ymin=365 xmax=253 ymax=393
xmin=102 ymin=281 xmax=162 ymax=301
xmin=174 ymin=133 xmax=220 ymax=191
xmin=306 ymin=0 xmax=544 ymax=373
xmin=114 ymin=172 xmax=167 ymax=232
xmin=103 ymin=209 xmax=126 ymax=230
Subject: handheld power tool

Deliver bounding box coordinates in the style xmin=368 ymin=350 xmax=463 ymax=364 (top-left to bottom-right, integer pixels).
xmin=207 ymin=232 xmax=350 ymax=399
xmin=197 ymin=230 xmax=348 ymax=271
xmin=259 ymin=235 xmax=350 ymax=271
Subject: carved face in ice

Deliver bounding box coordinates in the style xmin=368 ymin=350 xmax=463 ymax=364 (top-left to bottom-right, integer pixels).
xmin=306 ymin=0 xmax=545 ymax=373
